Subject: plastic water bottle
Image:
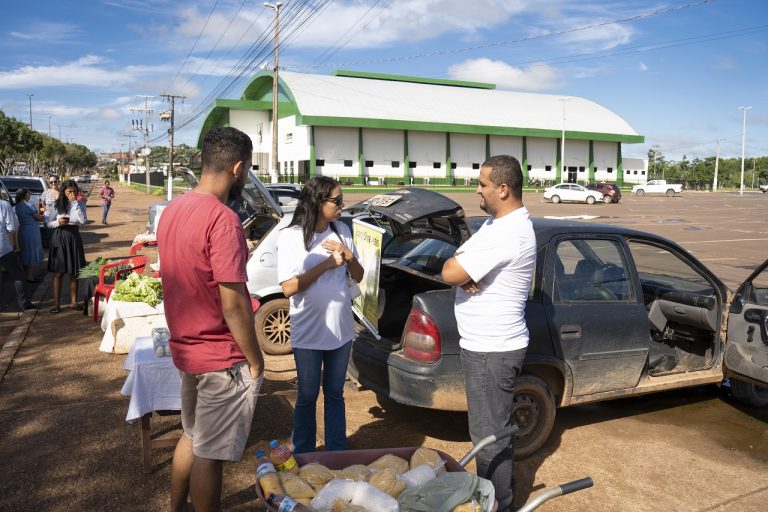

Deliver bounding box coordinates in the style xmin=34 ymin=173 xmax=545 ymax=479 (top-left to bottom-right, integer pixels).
xmin=266 ymin=493 xmax=312 ymax=511
xmin=268 ymin=440 xmax=299 ymax=474
xmin=255 ymin=450 xmax=283 ymax=499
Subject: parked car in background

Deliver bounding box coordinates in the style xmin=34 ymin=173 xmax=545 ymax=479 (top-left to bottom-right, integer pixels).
xmin=543 ymin=183 xmax=604 ymax=204
xmin=632 ymin=179 xmax=683 ymax=197
xmin=586 ymin=182 xmax=622 ymax=204
xmin=0 ymin=179 xmax=11 ymax=203
xmin=345 ymin=188 xmax=768 ymax=459
xmin=73 ymin=174 xmax=91 ymax=183
xmin=759 ymin=184 xmax=768 ymax=193
xmin=0 ymin=175 xmax=48 ymax=244
xmin=264 ymin=183 xmax=301 ymax=209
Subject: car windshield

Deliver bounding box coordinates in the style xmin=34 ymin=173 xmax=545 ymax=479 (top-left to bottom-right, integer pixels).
xmin=0 ymin=178 xmax=44 ymax=193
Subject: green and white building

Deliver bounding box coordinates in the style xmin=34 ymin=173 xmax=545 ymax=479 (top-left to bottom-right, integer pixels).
xmin=198 ymin=70 xmax=646 ymax=186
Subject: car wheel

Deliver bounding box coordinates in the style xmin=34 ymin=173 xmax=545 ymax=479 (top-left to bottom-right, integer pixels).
xmin=636 ymin=189 xmax=645 ymax=197
xmin=586 ymin=196 xmax=596 ymax=205
xmin=731 ymin=379 xmax=768 ymax=407
xmin=513 ymin=374 xmax=556 ymax=460
xmin=551 ymin=195 xmax=561 ymax=204
xmin=254 ymin=298 xmax=292 ymax=355
xmin=666 ymin=189 xmax=675 ymax=197
xmin=603 ymin=194 xmax=613 ymax=204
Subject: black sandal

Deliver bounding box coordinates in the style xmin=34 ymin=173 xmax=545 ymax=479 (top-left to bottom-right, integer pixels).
xmin=50 ymin=307 xmax=61 ymax=314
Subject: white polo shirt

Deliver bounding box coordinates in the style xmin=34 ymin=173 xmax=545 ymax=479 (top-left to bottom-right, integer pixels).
xmin=1 ymin=200 xmax=19 ymax=257
xmin=454 ymin=207 xmax=536 ymax=353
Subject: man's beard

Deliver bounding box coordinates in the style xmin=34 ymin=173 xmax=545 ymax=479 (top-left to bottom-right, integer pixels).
xmin=227 ymin=177 xmax=245 ymax=202
xmin=480 ymin=198 xmax=494 ymax=215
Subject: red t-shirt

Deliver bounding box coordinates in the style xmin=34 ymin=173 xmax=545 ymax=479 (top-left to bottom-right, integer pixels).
xmin=157 ymin=191 xmax=249 ymax=373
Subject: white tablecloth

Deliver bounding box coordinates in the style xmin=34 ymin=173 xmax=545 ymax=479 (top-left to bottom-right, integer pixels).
xmin=121 ymin=336 xmax=181 ymax=422
xmin=100 ymin=300 xmax=166 ymax=353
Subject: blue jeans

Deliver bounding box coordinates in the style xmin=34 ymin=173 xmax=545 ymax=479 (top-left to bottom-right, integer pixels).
xmin=292 ymin=342 xmax=352 ymax=454
xmin=461 ymin=347 xmax=526 ymax=512
xmin=101 ymin=203 xmax=111 ymax=223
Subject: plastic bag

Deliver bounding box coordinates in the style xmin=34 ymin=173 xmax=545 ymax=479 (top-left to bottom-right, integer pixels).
xmin=400 ymin=460 xmax=445 ymax=488
xmin=311 ymin=479 xmax=398 ymax=512
xmin=398 ymin=472 xmax=495 ymax=512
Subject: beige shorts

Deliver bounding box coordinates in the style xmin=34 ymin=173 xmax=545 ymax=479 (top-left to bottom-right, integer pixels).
xmin=180 ymin=361 xmax=264 ymax=461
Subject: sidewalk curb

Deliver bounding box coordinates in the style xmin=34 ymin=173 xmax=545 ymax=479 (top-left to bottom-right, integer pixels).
xmin=0 ymin=275 xmax=50 ymax=384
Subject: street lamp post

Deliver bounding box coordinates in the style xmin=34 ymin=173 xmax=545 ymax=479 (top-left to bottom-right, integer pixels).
xmin=47 ymin=115 xmax=52 ymax=138
xmin=739 ymin=106 xmax=751 ymax=196
xmin=557 ymin=97 xmax=570 ymax=183
xmin=265 ymin=2 xmax=283 ymax=184
xmin=27 ymin=94 xmax=34 ymax=129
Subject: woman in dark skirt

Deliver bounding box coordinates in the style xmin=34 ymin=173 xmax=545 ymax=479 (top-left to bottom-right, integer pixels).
xmin=46 ymin=179 xmax=87 ymax=313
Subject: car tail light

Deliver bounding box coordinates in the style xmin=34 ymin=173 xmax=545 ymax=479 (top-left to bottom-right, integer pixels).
xmin=402 ymin=307 xmax=441 ymax=363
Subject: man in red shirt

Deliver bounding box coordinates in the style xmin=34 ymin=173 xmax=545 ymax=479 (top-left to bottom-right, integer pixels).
xmin=158 ymin=127 xmax=265 ymax=512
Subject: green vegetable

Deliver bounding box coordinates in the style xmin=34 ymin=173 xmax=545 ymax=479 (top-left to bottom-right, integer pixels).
xmin=111 ymin=273 xmax=163 ymax=306
xmin=78 ymin=257 xmax=109 ymax=279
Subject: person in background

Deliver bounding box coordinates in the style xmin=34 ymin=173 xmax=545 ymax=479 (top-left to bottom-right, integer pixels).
xmin=14 ymin=188 xmax=44 ymax=282
xmin=441 ymin=155 xmax=536 ymax=512
xmin=1 ymin=196 xmax=35 ymax=310
xmin=46 ymin=179 xmax=87 ymax=313
xmin=158 ymin=127 xmax=265 ymax=512
xmin=277 ymin=176 xmax=364 ymax=454
xmin=41 ymin=175 xmax=61 ymax=244
xmin=99 ymin=180 xmax=115 ymax=224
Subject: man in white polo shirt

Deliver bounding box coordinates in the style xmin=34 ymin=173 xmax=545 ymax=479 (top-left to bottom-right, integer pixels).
xmin=442 ymin=155 xmax=536 ymax=512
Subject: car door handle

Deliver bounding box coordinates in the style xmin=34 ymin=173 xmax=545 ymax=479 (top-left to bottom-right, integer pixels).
xmin=561 ymin=324 xmax=581 ymax=339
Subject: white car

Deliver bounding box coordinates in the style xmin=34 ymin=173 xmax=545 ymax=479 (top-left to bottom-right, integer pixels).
xmin=543 ymin=183 xmax=604 ymax=204
xmin=760 ymin=184 xmax=768 ymax=193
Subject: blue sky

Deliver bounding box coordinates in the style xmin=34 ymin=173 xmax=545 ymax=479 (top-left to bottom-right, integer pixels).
xmin=0 ymin=0 xmax=766 ymax=162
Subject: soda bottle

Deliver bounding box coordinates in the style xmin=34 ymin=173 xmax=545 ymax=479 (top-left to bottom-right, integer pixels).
xmin=266 ymin=493 xmax=312 ymax=512
xmin=255 ymin=450 xmax=284 ymax=499
xmin=268 ymin=440 xmax=299 ymax=474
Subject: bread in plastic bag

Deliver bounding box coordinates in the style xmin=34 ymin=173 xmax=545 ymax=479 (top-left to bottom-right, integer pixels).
xmin=409 ymin=447 xmax=446 ymax=474
xmin=401 ymin=463 xmax=440 ymax=489
xmin=277 ymin=471 xmax=316 ymax=499
xmin=452 ymin=501 xmax=482 ymax=512
xmin=299 ymin=463 xmax=335 ymax=490
xmin=311 ymin=479 xmax=398 ymax=512
xmin=367 ymin=453 xmax=409 ymax=475
xmin=331 ymin=498 xmax=367 ymax=511
xmin=368 ymin=467 xmax=407 ymax=497
xmin=336 ymin=463 xmax=372 ymax=482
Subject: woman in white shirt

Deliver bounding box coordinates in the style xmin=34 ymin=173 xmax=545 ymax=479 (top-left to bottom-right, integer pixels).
xmin=277 ymin=176 xmax=363 ymax=453
xmin=46 ymin=179 xmax=87 ymax=313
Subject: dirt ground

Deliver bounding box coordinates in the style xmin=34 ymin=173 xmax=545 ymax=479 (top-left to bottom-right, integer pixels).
xmin=1 ymin=184 xmax=767 ymax=511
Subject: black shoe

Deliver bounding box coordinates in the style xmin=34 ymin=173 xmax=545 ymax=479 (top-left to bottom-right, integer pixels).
xmin=23 ymin=303 xmax=37 ymax=310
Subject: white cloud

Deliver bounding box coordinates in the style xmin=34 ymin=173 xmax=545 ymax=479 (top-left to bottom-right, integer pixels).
xmin=8 ymin=21 xmax=83 ymax=43
xmin=638 ymin=62 xmax=648 ymax=71
xmin=447 ymin=58 xmax=561 ymax=91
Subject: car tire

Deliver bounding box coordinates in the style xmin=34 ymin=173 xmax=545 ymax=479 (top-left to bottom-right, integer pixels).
xmin=603 ymin=195 xmax=613 ymax=204
xmin=666 ymin=189 xmax=675 ymax=197
xmin=254 ymin=298 xmax=292 ymax=355
xmin=586 ymin=196 xmax=596 ymax=205
xmin=636 ymin=189 xmax=645 ymax=197
xmin=551 ymin=195 xmax=561 ymax=204
xmin=513 ymin=374 xmax=556 ymax=460
xmin=731 ymin=379 xmax=768 ymax=407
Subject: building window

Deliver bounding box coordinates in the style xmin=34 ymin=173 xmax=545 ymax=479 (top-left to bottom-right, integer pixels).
xmin=642 ymin=170 xmax=646 ymax=175
xmin=343 ymin=160 xmax=353 ymax=167
xmin=607 ymin=167 xmax=613 ymax=173
xmin=365 ymin=160 xmax=374 ymax=167
xmin=409 ymin=161 xmax=417 ymax=168
xmin=472 ymin=163 xmax=480 ymax=170
xmin=450 ymin=162 xmax=457 ymax=170
xmin=545 ymin=165 xmax=552 ymax=172
xmin=634 ymin=170 xmax=638 ymax=175
xmin=527 ymin=165 xmax=532 ymax=171
xmin=626 ymin=169 xmax=631 ymax=174
xmin=579 ymin=166 xmax=585 ymax=173
xmin=316 ymin=159 xmax=325 ymax=167
xmin=285 ymin=133 xmax=293 ymax=144
xmin=391 ymin=161 xmax=400 ymax=168
xmin=252 ymin=164 xmax=259 ymax=171
xmin=433 ymin=162 xmax=441 ymax=169
xmin=290 ymin=161 xmax=294 ymax=173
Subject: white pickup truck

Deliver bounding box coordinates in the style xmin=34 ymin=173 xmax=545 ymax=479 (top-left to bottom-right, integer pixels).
xmin=632 ymin=179 xmax=683 ymax=197
xmin=760 ymin=184 xmax=768 ymax=193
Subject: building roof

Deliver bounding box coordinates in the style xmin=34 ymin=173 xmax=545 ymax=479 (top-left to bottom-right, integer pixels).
xmin=197 ymin=70 xmax=643 ymax=147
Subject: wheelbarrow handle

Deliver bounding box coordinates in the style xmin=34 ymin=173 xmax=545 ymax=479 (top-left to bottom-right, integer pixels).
xmin=458 ymin=424 xmax=519 ymax=467
xmin=516 ymin=477 xmax=593 ymax=512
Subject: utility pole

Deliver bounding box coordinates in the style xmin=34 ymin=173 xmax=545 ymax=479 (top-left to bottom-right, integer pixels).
xmin=713 ymin=139 xmax=720 ymax=192
xmin=557 ymin=97 xmax=570 ymax=184
xmin=265 ymin=2 xmax=283 ymax=184
xmin=160 ymin=93 xmax=186 ymax=201
xmin=57 ymin=124 xmax=62 ymax=140
xmin=124 ymin=134 xmax=138 ymax=186
xmin=119 ymin=142 xmax=125 ymax=178
xmin=27 ymin=94 xmax=34 ymax=129
xmin=739 ymin=106 xmax=751 ymax=196
xmin=751 ymin=157 xmax=756 ymax=190
xmin=47 ymin=115 xmax=52 ymax=138
xmin=132 ymin=96 xmax=154 ymax=194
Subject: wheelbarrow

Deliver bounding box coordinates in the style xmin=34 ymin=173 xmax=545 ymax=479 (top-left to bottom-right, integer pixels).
xmin=255 ymin=424 xmax=592 ymax=511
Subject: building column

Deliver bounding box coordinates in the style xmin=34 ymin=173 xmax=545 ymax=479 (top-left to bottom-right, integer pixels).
xmin=445 ymin=133 xmax=452 ymax=183
xmin=403 ymin=130 xmax=409 ymax=182
xmin=358 ymin=127 xmax=364 ymax=184
xmin=616 ymin=143 xmax=624 ymax=187
xmin=485 ymin=134 xmax=491 ymax=161
xmin=588 ymin=140 xmax=595 ymax=183
xmin=555 ymin=139 xmax=562 ymax=183
xmin=522 ymin=137 xmax=528 ymax=182
xmin=309 ymin=126 xmax=316 ymax=178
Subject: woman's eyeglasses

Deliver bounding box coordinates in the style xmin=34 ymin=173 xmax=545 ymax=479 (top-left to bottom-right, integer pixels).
xmin=49 ymin=180 xmax=59 ymax=184
xmin=324 ymin=195 xmax=344 ymax=207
